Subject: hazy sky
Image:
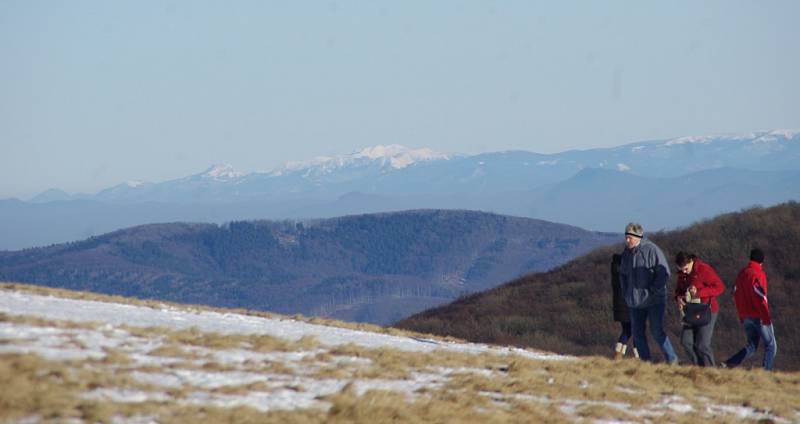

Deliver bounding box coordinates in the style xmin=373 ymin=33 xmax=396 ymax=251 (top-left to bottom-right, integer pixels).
xmin=2 ymin=1 xmax=798 ymax=199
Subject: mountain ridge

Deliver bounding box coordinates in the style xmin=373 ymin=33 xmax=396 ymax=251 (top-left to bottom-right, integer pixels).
xmin=23 ymin=129 xmax=800 ymax=203
xmin=2 ymin=129 xmax=799 ymax=250
xmin=0 ymin=209 xmax=618 ymax=325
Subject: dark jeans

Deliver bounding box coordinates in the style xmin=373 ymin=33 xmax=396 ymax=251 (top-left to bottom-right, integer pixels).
xmin=680 ymin=312 xmax=717 ymax=367
xmin=630 ymin=303 xmax=678 ymax=364
xmin=725 ymin=317 xmax=777 ymax=371
xmin=618 ymin=321 xmax=632 ymax=344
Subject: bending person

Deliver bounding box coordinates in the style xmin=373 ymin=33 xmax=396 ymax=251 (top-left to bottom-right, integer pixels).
xmin=674 ymin=252 xmax=724 ymax=367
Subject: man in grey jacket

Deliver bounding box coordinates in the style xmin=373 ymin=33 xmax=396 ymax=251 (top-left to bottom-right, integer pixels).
xmin=619 ymin=222 xmax=678 ymax=364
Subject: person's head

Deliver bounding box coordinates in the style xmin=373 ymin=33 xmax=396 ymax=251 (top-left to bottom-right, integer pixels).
xmin=674 ymin=251 xmax=696 ymax=274
xmin=750 ymin=248 xmax=765 ymax=264
xmin=624 ymin=223 xmax=643 ymax=249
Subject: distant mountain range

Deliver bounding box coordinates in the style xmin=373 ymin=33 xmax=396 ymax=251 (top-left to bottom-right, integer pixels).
xmin=2 ymin=129 xmax=799 ymax=250
xmin=0 ymin=210 xmax=618 ymax=325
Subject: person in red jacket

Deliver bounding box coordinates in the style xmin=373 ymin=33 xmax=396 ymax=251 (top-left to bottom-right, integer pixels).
xmin=723 ymin=248 xmax=777 ymax=371
xmin=673 ymin=252 xmax=725 ymax=367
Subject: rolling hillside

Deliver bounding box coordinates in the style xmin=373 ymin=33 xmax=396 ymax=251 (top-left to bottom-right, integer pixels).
xmin=0 ymin=210 xmax=617 ymax=325
xmin=396 ymin=202 xmax=800 ymax=371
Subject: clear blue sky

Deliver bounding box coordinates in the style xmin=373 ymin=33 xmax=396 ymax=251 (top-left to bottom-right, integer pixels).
xmin=1 ymin=1 xmax=798 ymax=199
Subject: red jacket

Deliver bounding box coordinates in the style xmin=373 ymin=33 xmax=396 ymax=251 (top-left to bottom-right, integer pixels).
xmin=674 ymin=258 xmax=725 ymax=313
xmin=733 ymin=261 xmax=771 ymax=325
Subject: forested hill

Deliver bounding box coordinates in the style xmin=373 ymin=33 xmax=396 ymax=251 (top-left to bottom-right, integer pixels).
xmin=395 ymin=202 xmax=800 ymax=371
xmin=0 ymin=209 xmax=617 ymax=325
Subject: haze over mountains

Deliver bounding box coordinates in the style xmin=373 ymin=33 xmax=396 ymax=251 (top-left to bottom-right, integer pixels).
xmin=2 ymin=129 xmax=799 ymax=250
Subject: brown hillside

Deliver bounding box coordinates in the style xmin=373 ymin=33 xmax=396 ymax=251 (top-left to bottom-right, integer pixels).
xmin=395 ymin=202 xmax=800 ymax=371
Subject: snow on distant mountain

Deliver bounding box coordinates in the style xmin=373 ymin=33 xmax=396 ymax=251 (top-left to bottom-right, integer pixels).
xmin=6 ymin=130 xmax=799 ymax=249
xmin=663 ymin=129 xmax=798 ymax=146
xmin=27 ymin=131 xmax=800 ymax=205
xmin=270 ymin=145 xmax=452 ymax=176
xmin=552 ymin=129 xmax=800 ymax=178
xmin=197 ymin=164 xmax=245 ymax=180
xmin=82 ymin=145 xmax=457 ymax=203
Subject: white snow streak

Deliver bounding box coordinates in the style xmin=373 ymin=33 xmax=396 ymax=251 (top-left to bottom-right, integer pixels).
xmin=0 ymin=290 xmax=562 ymax=360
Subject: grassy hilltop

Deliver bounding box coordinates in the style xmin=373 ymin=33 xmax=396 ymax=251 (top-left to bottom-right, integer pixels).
xmin=1 ymin=283 xmax=799 ymax=423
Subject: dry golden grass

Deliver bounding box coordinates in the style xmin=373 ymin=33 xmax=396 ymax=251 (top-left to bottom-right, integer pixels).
xmin=0 ymin=354 xmax=83 ymax=422
xmin=99 ymin=347 xmax=133 ymax=366
xmin=316 ymin=341 xmax=800 ymax=422
xmin=323 ymin=384 xmax=525 ymax=424
xmin=0 ymin=353 xmax=167 ymax=423
xmin=0 ymin=310 xmax=99 ymax=331
xmin=0 ymin=351 xmax=323 ymax=423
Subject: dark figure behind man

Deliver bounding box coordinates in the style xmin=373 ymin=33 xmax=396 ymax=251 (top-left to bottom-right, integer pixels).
xmin=611 ymin=253 xmax=638 ymax=359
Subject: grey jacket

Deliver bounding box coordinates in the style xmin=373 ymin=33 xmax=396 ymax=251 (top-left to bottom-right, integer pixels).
xmin=619 ymin=238 xmax=670 ymax=308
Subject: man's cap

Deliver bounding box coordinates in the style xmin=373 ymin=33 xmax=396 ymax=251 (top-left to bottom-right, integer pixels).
xmin=625 ymin=223 xmax=644 ymax=238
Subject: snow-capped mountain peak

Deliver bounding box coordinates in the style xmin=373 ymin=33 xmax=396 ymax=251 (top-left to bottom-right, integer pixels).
xmin=30 ymin=129 xmax=799 ymax=207
xmin=354 ymin=145 xmax=450 ymax=169
xmin=354 ymin=144 xmax=412 ymax=159
xmin=124 ymin=180 xmax=146 ymax=188
xmin=663 ymin=129 xmax=799 ymax=147
xmin=664 ymin=133 xmax=754 ymax=146
xmin=200 ymin=164 xmax=244 ymax=180
xmin=271 ymin=145 xmax=450 ymax=176
xmin=753 ymin=129 xmax=800 ymax=144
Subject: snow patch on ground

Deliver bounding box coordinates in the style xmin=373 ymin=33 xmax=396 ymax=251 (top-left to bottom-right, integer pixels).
xmin=0 ymin=290 xmax=564 ymax=361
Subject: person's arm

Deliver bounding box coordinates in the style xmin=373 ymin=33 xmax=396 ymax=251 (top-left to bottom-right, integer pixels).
xmin=611 ymin=260 xmax=618 ymax=292
xmin=619 ymin=262 xmax=629 ymax=294
xmin=674 ymin=276 xmax=687 ymax=307
xmin=652 ymin=247 xmax=670 ymax=289
xmin=733 ymin=270 xmax=746 ymax=323
xmin=753 ymin=272 xmax=771 ymax=325
xmin=697 ymin=265 xmax=725 ymax=298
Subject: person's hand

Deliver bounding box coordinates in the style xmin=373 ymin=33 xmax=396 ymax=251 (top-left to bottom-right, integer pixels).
xmin=689 ymin=286 xmax=697 ymax=298
xmin=677 ymin=297 xmax=686 ymax=308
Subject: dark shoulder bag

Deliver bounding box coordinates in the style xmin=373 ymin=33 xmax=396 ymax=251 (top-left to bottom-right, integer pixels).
xmin=683 ymin=302 xmax=712 ymax=327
